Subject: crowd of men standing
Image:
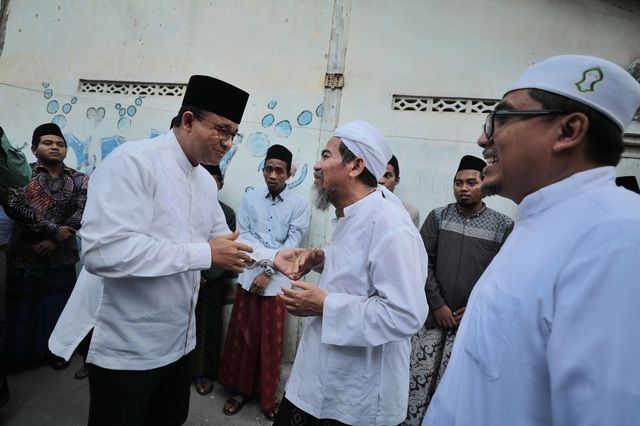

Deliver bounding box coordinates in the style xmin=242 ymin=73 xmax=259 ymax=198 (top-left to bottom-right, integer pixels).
xmin=0 ymin=53 xmax=639 ymax=426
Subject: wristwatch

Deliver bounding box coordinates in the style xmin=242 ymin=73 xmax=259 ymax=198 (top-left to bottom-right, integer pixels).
xmin=264 ymin=266 xmax=275 ymax=277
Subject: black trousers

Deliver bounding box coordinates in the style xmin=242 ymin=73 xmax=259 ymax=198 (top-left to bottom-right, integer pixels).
xmin=88 ymin=352 xmax=192 ymax=426
xmin=273 ymin=396 xmax=350 ymax=426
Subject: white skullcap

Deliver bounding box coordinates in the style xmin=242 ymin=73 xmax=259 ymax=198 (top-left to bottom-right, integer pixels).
xmin=332 ymin=119 xmax=392 ymax=181
xmin=506 ymin=55 xmax=640 ymax=132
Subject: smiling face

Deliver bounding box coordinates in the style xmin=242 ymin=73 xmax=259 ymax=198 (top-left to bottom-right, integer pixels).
xmin=312 ymin=137 xmax=349 ymax=210
xmin=189 ymin=111 xmax=238 ymax=166
xmin=32 ymin=135 xmax=67 ymax=164
xmin=478 ymin=89 xmax=561 ymax=204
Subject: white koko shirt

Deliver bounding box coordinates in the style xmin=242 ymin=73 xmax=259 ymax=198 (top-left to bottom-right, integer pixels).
xmin=49 ymin=131 xmax=276 ymax=370
xmin=424 ymin=167 xmax=640 ymax=426
xmin=285 ymin=190 xmax=428 ymax=425
xmin=237 ymin=186 xmax=309 ymax=296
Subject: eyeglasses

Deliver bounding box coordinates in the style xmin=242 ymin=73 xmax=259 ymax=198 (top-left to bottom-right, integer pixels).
xmin=483 ymin=110 xmax=568 ymax=139
xmin=195 ymin=113 xmax=238 ymax=141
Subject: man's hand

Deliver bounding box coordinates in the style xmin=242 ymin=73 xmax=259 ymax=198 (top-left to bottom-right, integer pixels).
xmin=200 ymin=276 xmax=207 ymax=286
xmin=452 ymin=306 xmax=466 ymax=325
xmin=208 ymin=230 xmax=254 ymax=273
xmin=277 ymin=281 xmax=327 ymax=317
xmin=34 ymin=239 xmax=56 ymax=255
xmin=274 ymin=248 xmax=308 ymax=279
xmin=250 ymin=272 xmax=270 ymax=295
xmin=434 ymin=305 xmax=457 ymax=328
xmin=55 ymin=226 xmax=76 ymax=242
xmin=292 ymin=248 xmax=325 ymax=278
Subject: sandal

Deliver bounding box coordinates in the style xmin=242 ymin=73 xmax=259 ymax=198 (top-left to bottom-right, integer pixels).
xmin=49 ymin=355 xmax=70 ymax=371
xmin=223 ymin=396 xmax=247 ymax=416
xmin=194 ymin=377 xmax=213 ymax=396
xmin=74 ymin=365 xmax=90 ymax=380
xmin=264 ymin=397 xmax=282 ymax=421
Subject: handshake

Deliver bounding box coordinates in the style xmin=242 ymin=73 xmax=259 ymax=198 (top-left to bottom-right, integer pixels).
xmin=207 ymin=230 xmax=325 ymax=280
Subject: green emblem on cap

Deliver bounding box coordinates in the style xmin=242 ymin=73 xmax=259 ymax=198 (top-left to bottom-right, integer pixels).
xmin=575 ymin=67 xmax=604 ymax=93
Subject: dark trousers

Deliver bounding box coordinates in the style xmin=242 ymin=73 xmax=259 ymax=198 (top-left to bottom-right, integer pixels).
xmin=88 ymin=352 xmax=192 ymax=426
xmin=273 ymin=396 xmax=350 ymax=426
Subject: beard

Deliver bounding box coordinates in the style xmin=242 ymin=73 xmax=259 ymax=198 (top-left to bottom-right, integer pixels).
xmin=312 ymin=172 xmax=337 ymax=211
xmin=481 ymin=181 xmax=501 ymax=198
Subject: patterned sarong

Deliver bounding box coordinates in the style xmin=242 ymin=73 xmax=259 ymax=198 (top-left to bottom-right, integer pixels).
xmin=218 ymin=286 xmax=287 ymax=412
xmin=1 ymin=264 xmax=76 ymax=364
xmin=401 ymin=325 xmax=457 ymax=426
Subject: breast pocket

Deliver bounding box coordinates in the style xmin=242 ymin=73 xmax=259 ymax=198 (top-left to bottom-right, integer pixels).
xmin=464 ymin=281 xmax=519 ymax=380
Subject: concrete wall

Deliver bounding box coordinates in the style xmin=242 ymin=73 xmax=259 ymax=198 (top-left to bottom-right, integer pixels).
xmin=1 ymin=0 xmax=639 ymax=384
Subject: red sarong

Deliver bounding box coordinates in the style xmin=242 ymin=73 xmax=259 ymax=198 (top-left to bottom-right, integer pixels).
xmin=218 ymin=286 xmax=286 ymax=411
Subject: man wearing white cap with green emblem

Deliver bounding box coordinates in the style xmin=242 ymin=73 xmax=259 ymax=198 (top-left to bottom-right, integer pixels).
xmin=424 ymin=55 xmax=640 ymax=425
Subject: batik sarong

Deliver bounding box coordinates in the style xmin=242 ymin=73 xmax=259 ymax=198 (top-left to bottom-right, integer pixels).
xmin=401 ymin=324 xmax=457 ymax=426
xmin=218 ymin=286 xmax=287 ymax=412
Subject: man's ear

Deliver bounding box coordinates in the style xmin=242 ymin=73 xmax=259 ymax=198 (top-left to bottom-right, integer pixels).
xmin=349 ymin=157 xmax=366 ymax=178
xmin=396 ymin=176 xmax=401 ymax=185
xmin=552 ymin=112 xmax=588 ymax=154
xmin=31 ymin=144 xmax=37 ymax=156
xmin=182 ymin=112 xmax=196 ymax=131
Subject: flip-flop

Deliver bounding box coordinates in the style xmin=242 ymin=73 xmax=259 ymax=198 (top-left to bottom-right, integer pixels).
xmin=194 ymin=377 xmax=213 ymax=396
xmin=223 ymin=396 xmax=247 ymax=416
xmin=264 ymin=398 xmax=281 ymax=421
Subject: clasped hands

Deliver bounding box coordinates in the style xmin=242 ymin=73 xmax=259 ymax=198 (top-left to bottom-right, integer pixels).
xmin=207 ymin=232 xmax=327 ymax=317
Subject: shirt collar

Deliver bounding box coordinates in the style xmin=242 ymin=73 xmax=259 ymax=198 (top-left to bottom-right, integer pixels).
xmin=33 ymin=161 xmax=72 ymax=176
xmin=168 ymin=130 xmax=199 ymax=175
xmin=517 ymin=166 xmax=616 ymax=219
xmin=454 ymin=202 xmax=486 ymax=218
xmin=338 ymin=190 xmax=380 ymax=219
xmin=263 ymin=186 xmax=289 ymax=203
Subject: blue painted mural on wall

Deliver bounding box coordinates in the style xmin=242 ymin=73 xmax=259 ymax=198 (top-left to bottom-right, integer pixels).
xmin=243 ymin=100 xmax=322 ymax=192
xmin=37 ymin=85 xmax=318 ymax=192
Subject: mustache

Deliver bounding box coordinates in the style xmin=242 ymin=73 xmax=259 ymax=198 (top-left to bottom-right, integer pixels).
xmin=482 ymin=148 xmax=498 ymax=159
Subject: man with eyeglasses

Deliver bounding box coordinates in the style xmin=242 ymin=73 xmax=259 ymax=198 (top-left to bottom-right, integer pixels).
xmin=218 ymin=144 xmax=309 ymax=420
xmin=423 ymin=55 xmax=640 ymax=425
xmin=49 ymin=75 xmax=300 ymax=426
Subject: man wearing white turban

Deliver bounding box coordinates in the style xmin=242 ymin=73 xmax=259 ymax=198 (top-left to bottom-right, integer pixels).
xmin=274 ymin=120 xmax=428 ymax=425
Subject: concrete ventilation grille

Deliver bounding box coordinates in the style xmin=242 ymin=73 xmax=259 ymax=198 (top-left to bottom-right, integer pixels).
xmin=78 ymin=80 xmax=187 ymax=97
xmin=393 ymin=96 xmax=499 ymax=114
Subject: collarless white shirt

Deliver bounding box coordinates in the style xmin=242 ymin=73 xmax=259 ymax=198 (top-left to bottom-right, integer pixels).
xmin=49 ymin=131 xmax=276 ymax=370
xmin=237 ymin=186 xmax=309 ymax=296
xmin=285 ymin=190 xmax=428 ymax=425
xmin=424 ymin=167 xmax=640 ymax=426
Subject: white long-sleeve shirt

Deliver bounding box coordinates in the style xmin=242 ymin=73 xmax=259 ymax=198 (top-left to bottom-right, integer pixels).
xmin=424 ymin=167 xmax=640 ymax=426
xmin=285 ymin=190 xmax=428 ymax=426
xmin=49 ymin=131 xmax=276 ymax=370
xmin=237 ymin=186 xmax=309 ymax=296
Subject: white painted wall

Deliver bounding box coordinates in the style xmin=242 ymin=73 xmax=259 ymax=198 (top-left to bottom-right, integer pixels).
xmin=1 ymin=0 xmax=639 ymax=388
xmin=339 ymin=0 xmax=640 ymax=219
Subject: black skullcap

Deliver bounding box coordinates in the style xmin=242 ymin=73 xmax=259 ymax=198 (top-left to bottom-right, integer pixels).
xmin=388 ymin=155 xmax=400 ymax=177
xmin=616 ymin=176 xmax=640 ymax=195
xmin=457 ymin=155 xmax=486 ymax=174
xmin=182 ymin=75 xmax=249 ymax=124
xmin=265 ymin=144 xmax=293 ymax=172
xmin=33 ymin=123 xmax=64 ymax=142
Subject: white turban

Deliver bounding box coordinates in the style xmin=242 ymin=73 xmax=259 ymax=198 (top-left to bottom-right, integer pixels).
xmin=332 ymin=119 xmax=392 ymax=181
